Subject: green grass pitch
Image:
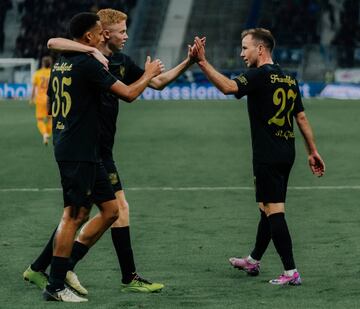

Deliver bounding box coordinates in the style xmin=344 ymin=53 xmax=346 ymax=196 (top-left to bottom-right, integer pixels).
xmin=0 ymin=98 xmax=359 ymax=308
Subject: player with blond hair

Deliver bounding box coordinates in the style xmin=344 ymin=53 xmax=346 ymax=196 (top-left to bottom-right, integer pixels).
xmin=24 ymin=8 xmax=199 ymax=294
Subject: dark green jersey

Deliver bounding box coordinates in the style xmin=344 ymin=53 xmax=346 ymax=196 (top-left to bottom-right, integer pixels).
xmin=233 ymin=64 xmax=304 ymax=165
xmin=99 ymin=52 xmax=144 ymax=161
xmin=48 ymin=53 xmax=118 ymax=162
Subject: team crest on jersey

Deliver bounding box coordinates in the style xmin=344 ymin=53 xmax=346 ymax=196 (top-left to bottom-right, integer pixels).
xmin=119 ymin=66 xmax=126 ymax=79
xmin=236 ymin=75 xmax=248 ymax=85
xmin=109 ymin=173 xmax=119 ymax=185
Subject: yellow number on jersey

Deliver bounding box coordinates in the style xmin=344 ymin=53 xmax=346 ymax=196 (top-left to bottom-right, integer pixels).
xmin=268 ymin=87 xmax=297 ymax=127
xmin=51 ymin=76 xmax=72 ymax=117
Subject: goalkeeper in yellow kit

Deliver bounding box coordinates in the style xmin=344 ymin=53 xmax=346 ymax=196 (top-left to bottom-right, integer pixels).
xmin=30 ymin=56 xmax=52 ymax=145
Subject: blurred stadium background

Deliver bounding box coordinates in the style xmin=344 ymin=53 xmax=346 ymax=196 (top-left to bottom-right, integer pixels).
xmin=1 ymin=1 xmax=360 ymax=308
xmin=0 ymin=0 xmax=359 ymax=99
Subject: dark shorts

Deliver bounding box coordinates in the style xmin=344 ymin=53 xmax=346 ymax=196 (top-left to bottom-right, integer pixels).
xmin=57 ymin=161 xmax=116 ymax=209
xmin=103 ymin=159 xmax=123 ymax=192
xmin=253 ymin=163 xmax=292 ymax=203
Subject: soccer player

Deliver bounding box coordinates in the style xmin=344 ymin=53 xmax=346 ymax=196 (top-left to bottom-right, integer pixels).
xmin=24 ymin=12 xmax=162 ymax=302
xmin=24 ymin=8 xmax=195 ymax=295
xmin=30 ymin=56 xmax=53 ymax=145
xmin=191 ymin=28 xmax=325 ymax=285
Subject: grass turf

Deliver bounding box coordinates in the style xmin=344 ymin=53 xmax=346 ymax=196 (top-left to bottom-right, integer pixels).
xmin=0 ymin=98 xmax=359 ymax=308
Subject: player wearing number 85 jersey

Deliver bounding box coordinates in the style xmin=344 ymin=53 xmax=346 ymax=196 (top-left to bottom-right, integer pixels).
xmin=191 ymin=28 xmax=325 ymax=285
xmin=38 ymin=12 xmax=162 ymax=302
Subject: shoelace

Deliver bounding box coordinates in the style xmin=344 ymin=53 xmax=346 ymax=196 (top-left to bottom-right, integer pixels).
xmin=133 ymin=274 xmax=152 ymax=285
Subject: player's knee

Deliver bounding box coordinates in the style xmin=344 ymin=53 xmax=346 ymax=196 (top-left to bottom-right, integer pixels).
xmin=105 ymin=205 xmax=119 ymax=224
xmin=62 ymin=207 xmax=90 ymax=227
xmin=118 ymin=199 xmax=129 ymax=213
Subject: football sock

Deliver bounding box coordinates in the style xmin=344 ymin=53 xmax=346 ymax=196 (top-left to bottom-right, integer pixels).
xmin=31 ymin=227 xmax=57 ymax=272
xmin=250 ymin=210 xmax=271 ymax=261
xmin=247 ymin=255 xmax=258 ymax=264
xmin=111 ymin=226 xmax=136 ymax=284
xmin=36 ymin=119 xmax=47 ymax=135
xmin=68 ymin=241 xmax=89 ymax=271
xmin=47 ymin=256 xmax=69 ymax=292
xmin=268 ymin=213 xmax=296 ymax=271
xmin=284 ymin=269 xmax=297 ymax=276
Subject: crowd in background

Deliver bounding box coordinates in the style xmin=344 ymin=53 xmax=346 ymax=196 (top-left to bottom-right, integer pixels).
xmin=1 ymin=0 xmax=359 ymax=69
xmin=14 ymin=0 xmax=137 ymax=59
xmin=331 ymin=0 xmax=360 ymax=67
xmin=0 ymin=0 xmax=13 ymax=53
xmin=259 ymin=0 xmax=359 ymax=67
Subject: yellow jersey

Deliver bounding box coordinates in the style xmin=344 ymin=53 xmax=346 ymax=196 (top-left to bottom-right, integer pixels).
xmin=32 ymin=67 xmax=51 ymax=105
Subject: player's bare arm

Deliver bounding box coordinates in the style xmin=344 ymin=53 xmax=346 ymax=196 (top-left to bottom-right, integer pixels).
xmin=47 ymin=38 xmax=109 ymax=69
xmin=192 ymin=36 xmax=238 ymax=94
xmin=148 ymin=37 xmax=206 ymax=90
xmin=295 ymin=111 xmax=325 ymax=177
xmin=110 ymin=56 xmax=163 ymax=102
xmin=30 ymin=85 xmax=36 ymax=105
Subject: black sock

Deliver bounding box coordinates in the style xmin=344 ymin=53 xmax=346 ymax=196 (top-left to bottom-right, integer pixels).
xmin=68 ymin=241 xmax=89 ymax=271
xmin=47 ymin=256 xmax=69 ymax=292
xmin=268 ymin=213 xmax=296 ymax=271
xmin=111 ymin=226 xmax=136 ymax=283
xmin=250 ymin=210 xmax=271 ymax=261
xmin=31 ymin=227 xmax=57 ymax=272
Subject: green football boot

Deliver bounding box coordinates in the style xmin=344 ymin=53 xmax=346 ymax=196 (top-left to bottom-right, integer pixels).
xmin=121 ymin=274 xmax=164 ymax=293
xmin=23 ymin=266 xmax=48 ymax=290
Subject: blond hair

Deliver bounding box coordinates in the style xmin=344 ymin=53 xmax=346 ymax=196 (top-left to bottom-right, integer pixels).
xmin=97 ymin=8 xmax=127 ymax=28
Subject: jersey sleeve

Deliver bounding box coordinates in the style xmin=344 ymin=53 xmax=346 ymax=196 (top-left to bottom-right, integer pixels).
xmin=85 ymin=57 xmax=118 ymax=90
xmin=123 ymin=55 xmax=144 ymax=85
xmin=293 ymin=80 xmax=305 ymax=115
xmin=232 ymin=69 xmax=260 ymax=99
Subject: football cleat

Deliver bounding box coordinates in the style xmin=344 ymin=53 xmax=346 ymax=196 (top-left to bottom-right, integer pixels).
xmin=121 ymin=274 xmax=164 ymax=293
xmin=229 ymin=257 xmax=260 ymax=276
xmin=23 ymin=266 xmax=48 ymax=290
xmin=43 ymin=287 xmax=88 ymax=302
xmin=65 ymin=270 xmax=88 ymax=295
xmin=269 ymin=271 xmax=302 ymax=286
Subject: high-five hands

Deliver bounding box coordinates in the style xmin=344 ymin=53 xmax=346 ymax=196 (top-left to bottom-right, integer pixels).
xmin=188 ymin=36 xmax=206 ymax=63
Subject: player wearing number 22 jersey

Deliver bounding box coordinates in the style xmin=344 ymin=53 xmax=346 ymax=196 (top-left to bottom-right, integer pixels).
xmin=192 ymin=28 xmax=325 ymax=286
xmin=233 ymin=64 xmax=304 ymax=165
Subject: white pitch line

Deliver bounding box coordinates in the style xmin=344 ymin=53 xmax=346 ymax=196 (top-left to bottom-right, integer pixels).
xmin=0 ymin=185 xmax=360 ymax=192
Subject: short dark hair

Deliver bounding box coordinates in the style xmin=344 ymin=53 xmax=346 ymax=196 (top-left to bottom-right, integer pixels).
xmin=42 ymin=56 xmax=53 ymax=68
xmin=69 ymin=12 xmax=100 ymax=39
xmin=241 ymin=28 xmax=275 ymax=52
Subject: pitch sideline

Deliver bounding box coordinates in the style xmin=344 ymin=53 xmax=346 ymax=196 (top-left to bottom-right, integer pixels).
xmin=0 ymin=185 xmax=360 ymax=192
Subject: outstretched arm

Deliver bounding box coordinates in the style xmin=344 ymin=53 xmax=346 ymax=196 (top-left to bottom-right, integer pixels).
xmin=295 ymin=111 xmax=325 ymax=177
xmin=149 ymin=38 xmax=205 ymax=90
xmin=192 ymin=36 xmax=238 ymax=94
xmin=47 ymin=38 xmax=109 ymax=69
xmin=110 ymin=56 xmax=164 ymax=102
